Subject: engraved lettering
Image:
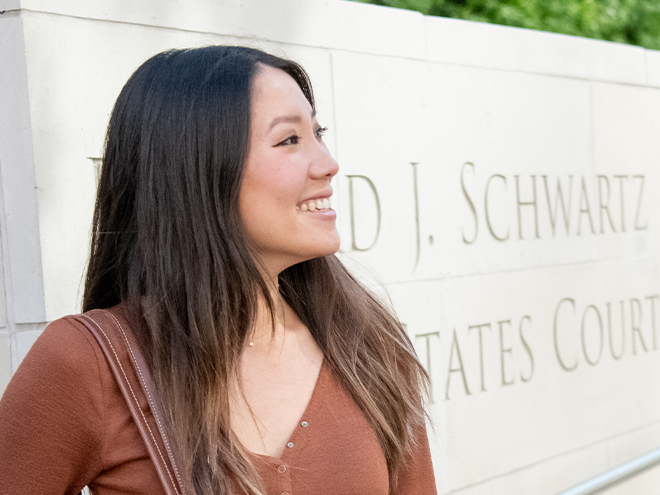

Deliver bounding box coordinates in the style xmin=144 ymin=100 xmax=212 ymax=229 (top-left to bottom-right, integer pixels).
xmin=581 ymin=305 xmax=604 ymax=366
xmin=554 ymin=298 xmax=578 ymax=371
xmin=497 ymin=319 xmax=515 ymax=386
xmin=597 ymin=175 xmax=616 ymax=234
xmin=346 ymin=174 xmax=381 ymax=251
xmin=461 ymin=162 xmax=478 ymax=244
xmin=485 ymin=174 xmax=509 ymax=241
xmin=577 ymin=177 xmax=595 ymax=236
xmin=647 ymin=295 xmax=659 ymax=350
xmin=633 ymin=175 xmax=648 ymax=231
xmin=468 ymin=323 xmax=491 ymax=392
xmin=514 ymin=175 xmax=539 ymax=240
xmin=459 ymin=171 xmax=652 ymax=243
xmin=630 ymin=298 xmax=648 ymax=354
xmin=606 ymin=302 xmax=625 ymax=360
xmin=415 ymin=331 xmax=440 ymax=403
xmin=519 ymin=316 xmax=534 ymax=382
xmin=613 ymin=175 xmax=628 ymax=232
xmin=542 ymin=175 xmax=572 ymax=236
xmin=446 ymin=329 xmax=471 ymax=400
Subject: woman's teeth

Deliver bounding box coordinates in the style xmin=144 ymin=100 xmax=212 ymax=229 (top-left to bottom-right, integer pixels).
xmin=298 ymin=198 xmax=331 ymax=212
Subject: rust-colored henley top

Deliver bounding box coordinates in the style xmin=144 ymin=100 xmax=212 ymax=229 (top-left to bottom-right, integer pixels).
xmin=0 ymin=315 xmax=436 ymax=494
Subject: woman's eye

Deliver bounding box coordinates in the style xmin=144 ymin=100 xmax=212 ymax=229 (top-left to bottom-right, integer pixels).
xmin=276 ymin=135 xmax=300 ymax=146
xmin=315 ymin=126 xmax=329 ymax=139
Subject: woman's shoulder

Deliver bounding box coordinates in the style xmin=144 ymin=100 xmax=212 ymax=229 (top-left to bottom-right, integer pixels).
xmin=34 ymin=313 xmax=107 ymax=362
xmin=25 ymin=304 xmax=133 ymax=378
xmin=5 ymin=313 xmax=116 ymax=402
xmin=0 ymin=312 xmax=117 ymax=432
xmin=0 ymin=313 xmax=114 ymax=492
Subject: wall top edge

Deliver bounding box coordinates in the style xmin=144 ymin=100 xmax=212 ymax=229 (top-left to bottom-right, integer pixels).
xmin=6 ymin=0 xmax=660 ymax=87
xmin=425 ymin=16 xmax=651 ymax=86
xmin=4 ymin=0 xmax=428 ymax=59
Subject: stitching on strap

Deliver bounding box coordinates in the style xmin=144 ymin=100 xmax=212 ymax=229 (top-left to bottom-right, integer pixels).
xmin=80 ymin=313 xmax=181 ymax=495
xmin=105 ymin=311 xmax=185 ymax=491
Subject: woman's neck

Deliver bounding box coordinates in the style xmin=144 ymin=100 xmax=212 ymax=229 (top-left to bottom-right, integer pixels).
xmin=248 ymin=287 xmax=302 ymax=350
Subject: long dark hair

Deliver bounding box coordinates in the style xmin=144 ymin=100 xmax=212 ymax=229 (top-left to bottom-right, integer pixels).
xmin=83 ymin=45 xmax=428 ymax=494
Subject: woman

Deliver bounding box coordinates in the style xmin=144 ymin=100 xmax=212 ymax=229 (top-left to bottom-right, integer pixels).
xmin=0 ymin=46 xmax=435 ymax=494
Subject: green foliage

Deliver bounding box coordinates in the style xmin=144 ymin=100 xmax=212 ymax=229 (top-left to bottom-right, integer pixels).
xmin=351 ymin=0 xmax=660 ymax=50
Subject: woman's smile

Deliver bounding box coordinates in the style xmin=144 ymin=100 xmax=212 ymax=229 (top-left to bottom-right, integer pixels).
xmin=297 ymin=196 xmax=332 ymax=212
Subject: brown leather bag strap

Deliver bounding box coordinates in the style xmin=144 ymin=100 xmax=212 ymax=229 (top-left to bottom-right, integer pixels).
xmin=72 ymin=309 xmax=185 ymax=495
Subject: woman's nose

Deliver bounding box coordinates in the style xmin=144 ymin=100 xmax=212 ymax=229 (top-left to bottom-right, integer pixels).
xmin=309 ymin=142 xmax=339 ymax=180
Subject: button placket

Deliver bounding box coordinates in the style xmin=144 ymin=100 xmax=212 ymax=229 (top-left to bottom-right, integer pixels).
xmin=276 ymin=462 xmax=293 ymax=495
xmin=274 ymin=420 xmax=312 ymax=495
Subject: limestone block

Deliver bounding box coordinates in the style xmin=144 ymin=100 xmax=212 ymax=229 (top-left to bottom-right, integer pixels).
xmin=426 ymin=15 xmax=646 ymax=85
xmin=331 ymin=50 xmax=435 ymax=283
xmin=2 ymin=0 xmax=426 ymax=59
xmin=446 ymin=429 xmax=660 ymax=495
xmin=386 ymin=258 xmax=660 ymax=490
xmin=646 ymin=49 xmax=660 ymax=88
xmin=449 ymin=440 xmax=609 ymax=494
xmin=518 ymin=29 xmax=645 ymax=84
xmin=332 ymin=54 xmax=658 ymax=282
xmin=592 ymin=83 xmax=660 ymax=173
xmin=0 ymin=13 xmax=46 ymax=323
xmin=590 ymin=82 xmax=660 ymax=259
xmin=426 ymin=63 xmax=608 ymax=276
xmin=426 ymin=16 xmax=522 ymax=72
xmin=607 ymin=423 xmax=660 ymax=470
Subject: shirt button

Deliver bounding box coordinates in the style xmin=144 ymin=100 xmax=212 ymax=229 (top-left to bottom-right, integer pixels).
xmin=287 ymin=442 xmax=295 ymax=448
xmin=282 ymin=492 xmax=290 ymax=495
xmin=301 ymin=421 xmax=309 ymax=427
xmin=277 ymin=465 xmax=286 ymax=473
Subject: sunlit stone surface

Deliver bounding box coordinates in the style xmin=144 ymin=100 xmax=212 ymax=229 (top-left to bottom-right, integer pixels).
xmin=1 ymin=0 xmax=659 ymax=492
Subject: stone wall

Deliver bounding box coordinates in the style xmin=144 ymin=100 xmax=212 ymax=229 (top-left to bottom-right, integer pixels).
xmin=1 ymin=0 xmax=660 ymax=492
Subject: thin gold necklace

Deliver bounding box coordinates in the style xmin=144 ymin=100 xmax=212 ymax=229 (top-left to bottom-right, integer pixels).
xmin=248 ymin=291 xmax=284 ymax=348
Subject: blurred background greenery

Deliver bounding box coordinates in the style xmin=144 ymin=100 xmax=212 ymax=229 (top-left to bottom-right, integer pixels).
xmin=349 ymin=0 xmax=660 ymax=50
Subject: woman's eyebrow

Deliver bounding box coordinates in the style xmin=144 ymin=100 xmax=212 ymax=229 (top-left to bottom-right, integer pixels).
xmin=268 ymin=109 xmax=317 ymax=131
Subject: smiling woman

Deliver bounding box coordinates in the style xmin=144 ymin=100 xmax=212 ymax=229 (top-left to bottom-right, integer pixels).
xmin=0 ymin=46 xmax=436 ymax=495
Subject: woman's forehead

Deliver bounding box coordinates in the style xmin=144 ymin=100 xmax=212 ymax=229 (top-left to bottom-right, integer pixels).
xmin=250 ymin=66 xmax=314 ymax=131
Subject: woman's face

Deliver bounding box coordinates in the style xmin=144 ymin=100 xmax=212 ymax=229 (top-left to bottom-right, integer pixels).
xmin=239 ymin=65 xmax=340 ymax=276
